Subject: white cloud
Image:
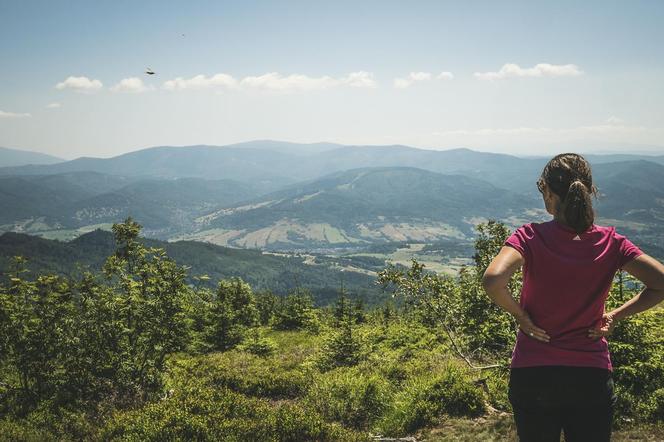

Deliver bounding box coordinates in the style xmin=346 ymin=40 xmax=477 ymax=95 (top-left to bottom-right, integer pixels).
xmin=0 ymin=110 xmax=31 ymax=118
xmin=163 ymin=71 xmax=377 ymax=92
xmin=111 ymin=77 xmax=152 ymax=93
xmin=393 ymin=72 xmax=432 ymax=88
xmin=341 ymin=71 xmax=377 ymax=88
xmin=474 ymin=63 xmax=583 ymax=80
xmin=240 ymin=72 xmax=339 ymax=91
xmin=55 ymin=76 xmax=103 ymax=92
xmin=45 ymin=102 xmax=61 ymax=109
xmin=163 ymin=73 xmax=238 ymax=91
xmin=437 ymin=71 xmax=454 ymax=80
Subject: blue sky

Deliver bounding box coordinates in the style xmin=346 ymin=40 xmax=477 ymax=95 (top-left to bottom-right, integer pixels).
xmin=1 ymin=0 xmax=663 ymax=158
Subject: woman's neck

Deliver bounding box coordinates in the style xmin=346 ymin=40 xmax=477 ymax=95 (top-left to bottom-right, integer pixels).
xmin=553 ymin=212 xmax=571 ymax=228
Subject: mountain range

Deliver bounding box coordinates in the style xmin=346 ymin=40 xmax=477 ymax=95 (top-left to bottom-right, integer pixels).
xmin=1 ymin=141 xmax=663 ymax=254
xmin=0 ymin=146 xmax=63 ymax=167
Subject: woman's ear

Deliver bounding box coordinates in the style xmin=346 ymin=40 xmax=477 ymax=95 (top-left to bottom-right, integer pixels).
xmin=542 ymin=187 xmax=557 ymax=214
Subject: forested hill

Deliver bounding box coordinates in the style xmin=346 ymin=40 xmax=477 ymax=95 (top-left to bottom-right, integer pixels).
xmin=0 ymin=230 xmax=383 ymax=306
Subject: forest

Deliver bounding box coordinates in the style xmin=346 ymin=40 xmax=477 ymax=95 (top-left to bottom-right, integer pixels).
xmin=0 ymin=218 xmax=662 ymax=441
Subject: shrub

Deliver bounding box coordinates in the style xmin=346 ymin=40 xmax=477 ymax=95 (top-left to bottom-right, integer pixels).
xmin=169 ymin=352 xmax=310 ymax=400
xmin=101 ymin=384 xmax=367 ymax=441
xmin=304 ymin=368 xmax=391 ymax=430
xmin=206 ymin=277 xmax=258 ymax=351
xmin=238 ymin=328 xmax=277 ymax=357
xmin=377 ymin=364 xmax=485 ymax=436
xmin=0 ymin=218 xmax=191 ymax=409
xmin=272 ymin=289 xmax=318 ymax=331
xmin=606 ymin=273 xmax=664 ymax=425
xmin=638 ymin=388 xmax=664 ymax=423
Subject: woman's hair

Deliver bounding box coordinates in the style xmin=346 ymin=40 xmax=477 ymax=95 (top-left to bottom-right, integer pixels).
xmin=538 ymin=153 xmax=598 ymax=234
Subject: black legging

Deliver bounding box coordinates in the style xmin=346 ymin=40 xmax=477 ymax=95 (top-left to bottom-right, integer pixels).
xmin=508 ymin=366 xmax=617 ymax=442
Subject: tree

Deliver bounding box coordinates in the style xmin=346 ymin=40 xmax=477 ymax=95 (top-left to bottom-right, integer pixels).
xmin=319 ymin=290 xmax=364 ymax=369
xmin=207 ymin=277 xmax=258 ymax=351
xmin=255 ymin=290 xmax=278 ymax=326
xmin=377 ymin=220 xmax=521 ymax=369
xmin=605 ymin=271 xmax=664 ymax=423
xmin=272 ymin=288 xmax=317 ymax=331
xmin=458 ymin=220 xmax=522 ymax=356
xmin=0 ymin=218 xmax=193 ymax=409
xmin=102 ymin=218 xmax=191 ymax=399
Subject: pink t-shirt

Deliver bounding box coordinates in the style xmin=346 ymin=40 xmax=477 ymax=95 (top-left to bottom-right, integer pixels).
xmin=504 ymin=219 xmax=643 ymax=371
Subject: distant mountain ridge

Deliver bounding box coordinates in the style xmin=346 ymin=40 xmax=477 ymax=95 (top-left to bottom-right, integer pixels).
xmin=1 ymin=141 xmax=664 ymax=253
xmin=0 ymin=146 xmax=63 ymax=167
xmin=0 ymin=142 xmax=548 ymax=192
xmin=0 ymin=172 xmax=263 ymax=236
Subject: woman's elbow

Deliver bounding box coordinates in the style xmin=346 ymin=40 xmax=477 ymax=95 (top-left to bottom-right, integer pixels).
xmin=482 ymin=271 xmax=506 ymax=295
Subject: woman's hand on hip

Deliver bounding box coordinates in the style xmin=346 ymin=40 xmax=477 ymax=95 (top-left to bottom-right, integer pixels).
xmin=516 ymin=312 xmax=550 ymax=343
xmin=588 ymin=313 xmax=615 ymax=340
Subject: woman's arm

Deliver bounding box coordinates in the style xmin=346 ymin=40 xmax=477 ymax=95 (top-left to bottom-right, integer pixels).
xmin=589 ymin=253 xmax=664 ymax=339
xmin=482 ymin=246 xmax=550 ymax=343
xmin=609 ymin=254 xmax=664 ymax=321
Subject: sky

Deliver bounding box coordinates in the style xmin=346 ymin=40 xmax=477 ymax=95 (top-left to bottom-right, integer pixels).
xmin=1 ymin=0 xmax=663 ymax=159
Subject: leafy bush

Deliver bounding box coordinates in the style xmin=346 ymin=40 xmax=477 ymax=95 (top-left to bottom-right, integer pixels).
xmin=606 ymin=272 xmax=664 ymax=425
xmin=317 ymin=294 xmax=366 ymax=370
xmin=205 ymin=277 xmax=258 ymax=351
xmin=101 ymin=384 xmax=367 ymax=441
xmin=238 ymin=328 xmax=277 ymax=357
xmin=168 ymin=352 xmax=310 ymax=400
xmin=272 ymin=289 xmax=318 ymax=331
xmin=377 ymin=364 xmax=485 ymax=436
xmin=0 ymin=218 xmax=191 ymax=410
xmin=304 ymin=368 xmax=390 ymax=430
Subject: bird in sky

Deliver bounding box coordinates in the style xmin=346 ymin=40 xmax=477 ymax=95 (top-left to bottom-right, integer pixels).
xmin=145 ymin=68 xmax=155 ymax=75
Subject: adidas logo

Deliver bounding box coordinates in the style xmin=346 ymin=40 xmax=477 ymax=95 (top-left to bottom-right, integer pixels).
xmin=572 ymin=235 xmax=581 ymax=240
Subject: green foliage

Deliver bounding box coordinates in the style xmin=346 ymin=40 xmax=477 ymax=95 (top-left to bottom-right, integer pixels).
xmin=103 ymin=219 xmax=191 ymax=400
xmin=168 ymin=351 xmax=311 ymax=400
xmin=255 ymin=290 xmax=279 ymax=326
xmin=0 ymin=229 xmax=383 ymax=306
xmin=1 ymin=218 xmax=662 ymax=439
xmin=0 ymin=218 xmax=191 ymax=411
xmin=606 ymin=271 xmax=664 ymax=424
xmin=304 ymin=368 xmax=390 ymax=430
xmin=206 ymin=277 xmax=258 ymax=351
xmin=461 ymin=220 xmax=521 ymax=355
xmin=317 ymin=292 xmax=365 ymax=370
xmin=377 ymin=220 xmax=520 ymax=363
xmin=272 ymin=289 xmax=318 ymax=331
xmin=238 ymin=328 xmax=277 ymax=357
xmin=377 ymin=363 xmax=485 ymax=436
xmin=101 ymin=384 xmax=366 ymax=442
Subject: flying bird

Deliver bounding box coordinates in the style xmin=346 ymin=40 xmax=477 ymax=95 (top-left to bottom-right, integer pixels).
xmin=145 ymin=68 xmax=155 ymax=75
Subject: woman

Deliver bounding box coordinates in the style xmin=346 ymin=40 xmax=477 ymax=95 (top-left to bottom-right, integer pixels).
xmin=482 ymin=153 xmax=664 ymax=441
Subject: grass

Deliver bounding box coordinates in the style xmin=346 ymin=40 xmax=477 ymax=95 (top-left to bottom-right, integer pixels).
xmin=2 ymin=322 xmax=662 ymax=441
xmin=419 ymin=415 xmax=664 ymax=441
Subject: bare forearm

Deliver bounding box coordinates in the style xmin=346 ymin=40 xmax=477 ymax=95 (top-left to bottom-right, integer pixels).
xmin=484 ymin=281 xmax=526 ymax=319
xmin=608 ymin=288 xmax=664 ymax=322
